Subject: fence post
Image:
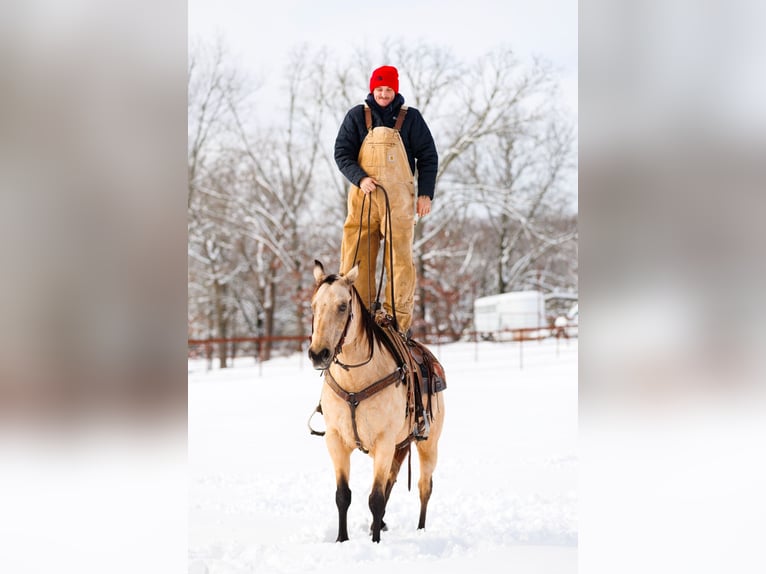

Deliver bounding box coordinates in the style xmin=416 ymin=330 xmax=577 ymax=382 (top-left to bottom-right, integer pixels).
xmin=298 ymin=339 xmax=304 ymax=370
xmin=205 ymin=340 xmax=213 ymax=371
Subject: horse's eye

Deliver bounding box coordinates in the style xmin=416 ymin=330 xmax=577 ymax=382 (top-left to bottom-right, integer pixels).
xmin=339 ymin=303 xmax=347 ymax=313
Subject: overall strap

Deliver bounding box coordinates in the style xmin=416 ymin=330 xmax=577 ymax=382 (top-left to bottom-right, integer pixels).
xmin=364 ymin=103 xmax=407 ymax=131
xmin=364 ymin=104 xmax=372 ymax=131
xmin=393 ymin=105 xmax=408 ymax=132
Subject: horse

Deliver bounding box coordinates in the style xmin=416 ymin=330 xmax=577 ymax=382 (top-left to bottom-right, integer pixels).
xmin=308 ymin=260 xmax=446 ymax=543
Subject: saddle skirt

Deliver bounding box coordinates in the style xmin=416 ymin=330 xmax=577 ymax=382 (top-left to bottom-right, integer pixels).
xmin=374 ymin=314 xmax=446 ymax=425
xmin=406 ymin=338 xmax=447 ymax=395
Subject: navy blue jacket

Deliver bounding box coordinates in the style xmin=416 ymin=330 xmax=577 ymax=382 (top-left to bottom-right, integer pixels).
xmin=334 ymin=93 xmax=438 ymax=199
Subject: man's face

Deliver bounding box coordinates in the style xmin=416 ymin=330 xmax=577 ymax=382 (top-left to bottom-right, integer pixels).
xmin=373 ymin=86 xmax=395 ymax=107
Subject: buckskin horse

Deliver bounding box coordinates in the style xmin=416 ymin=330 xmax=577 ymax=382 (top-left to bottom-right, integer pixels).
xmin=308 ymin=260 xmax=446 ymax=543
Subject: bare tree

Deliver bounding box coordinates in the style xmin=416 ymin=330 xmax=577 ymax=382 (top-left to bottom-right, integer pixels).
xmin=469 ymin=109 xmax=578 ymax=293
xmin=188 ymin=39 xmax=255 ymax=367
xmin=223 ymin=45 xmax=340 ymax=358
xmin=402 ymin=46 xmax=576 ymax=338
xmin=188 ymin=39 xmax=578 ymax=355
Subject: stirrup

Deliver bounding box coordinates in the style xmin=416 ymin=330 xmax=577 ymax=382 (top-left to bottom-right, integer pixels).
xmin=307 ymin=403 xmax=326 ymax=436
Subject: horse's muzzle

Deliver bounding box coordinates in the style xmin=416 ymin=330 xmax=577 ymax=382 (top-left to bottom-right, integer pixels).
xmin=308 ymin=346 xmax=332 ymax=370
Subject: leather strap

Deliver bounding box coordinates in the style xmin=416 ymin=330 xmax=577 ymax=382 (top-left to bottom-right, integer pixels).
xmin=324 ymin=368 xmax=404 ymax=453
xmin=394 ymin=105 xmax=408 ymax=131
xmin=363 ymin=103 xmax=407 ymax=131
xmin=364 ymin=104 xmax=372 ymax=131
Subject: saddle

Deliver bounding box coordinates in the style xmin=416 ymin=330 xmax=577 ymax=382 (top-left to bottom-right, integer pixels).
xmin=375 ymin=313 xmax=446 ymax=440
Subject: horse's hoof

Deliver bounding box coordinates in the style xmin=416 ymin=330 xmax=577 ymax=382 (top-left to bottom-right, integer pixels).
xmin=370 ymin=520 xmax=388 ymax=533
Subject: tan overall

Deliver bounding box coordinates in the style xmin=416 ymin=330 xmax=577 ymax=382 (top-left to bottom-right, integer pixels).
xmin=340 ymin=105 xmax=416 ymax=333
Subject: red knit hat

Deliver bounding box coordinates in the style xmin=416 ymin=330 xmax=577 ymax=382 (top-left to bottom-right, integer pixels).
xmin=369 ymin=66 xmax=399 ymax=93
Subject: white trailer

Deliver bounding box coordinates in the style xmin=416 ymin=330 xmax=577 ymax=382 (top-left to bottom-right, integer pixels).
xmin=473 ymin=290 xmax=547 ymax=339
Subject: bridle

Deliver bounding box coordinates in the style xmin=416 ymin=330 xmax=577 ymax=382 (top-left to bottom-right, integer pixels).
xmin=311 ymin=283 xmax=374 ymax=371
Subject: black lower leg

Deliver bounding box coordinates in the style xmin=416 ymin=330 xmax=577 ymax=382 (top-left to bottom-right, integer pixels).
xmin=368 ymin=488 xmax=386 ymax=543
xmin=335 ymin=478 xmax=351 ymax=542
xmin=378 ymin=447 xmax=409 ymax=533
xmin=417 ymin=476 xmax=433 ymax=530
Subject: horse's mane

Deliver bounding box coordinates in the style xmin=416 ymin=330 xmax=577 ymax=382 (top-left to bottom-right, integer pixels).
xmin=315 ymin=273 xmax=402 ymax=365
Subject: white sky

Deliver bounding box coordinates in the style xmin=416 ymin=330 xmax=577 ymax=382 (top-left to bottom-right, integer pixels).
xmin=188 ymin=0 xmax=578 ymax=114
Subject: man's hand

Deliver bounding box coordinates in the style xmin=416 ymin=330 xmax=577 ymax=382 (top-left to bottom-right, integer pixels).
xmin=416 ymin=196 xmax=432 ymax=217
xmin=359 ymin=177 xmax=378 ymax=194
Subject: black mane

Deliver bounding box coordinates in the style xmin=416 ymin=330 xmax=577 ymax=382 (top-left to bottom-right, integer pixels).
xmin=350 ymin=285 xmax=402 ymax=365
xmin=313 ymin=273 xmax=402 ymax=365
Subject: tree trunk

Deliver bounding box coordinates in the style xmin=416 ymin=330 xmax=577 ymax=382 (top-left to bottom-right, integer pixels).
xmin=261 ymin=280 xmax=276 ymax=361
xmin=417 ymin=253 xmax=427 ymax=339
xmin=214 ymin=280 xmax=228 ymax=369
xmin=293 ymin=261 xmax=304 ymax=354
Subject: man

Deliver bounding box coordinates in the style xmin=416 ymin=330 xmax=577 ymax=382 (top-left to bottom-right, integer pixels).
xmin=334 ymin=65 xmax=438 ymax=335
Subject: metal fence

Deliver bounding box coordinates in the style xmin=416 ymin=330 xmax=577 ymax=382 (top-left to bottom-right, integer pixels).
xmin=188 ymin=324 xmax=577 ymax=368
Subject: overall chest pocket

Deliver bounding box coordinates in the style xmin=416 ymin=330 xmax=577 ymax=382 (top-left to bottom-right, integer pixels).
xmin=367 ymin=140 xmax=398 ymax=169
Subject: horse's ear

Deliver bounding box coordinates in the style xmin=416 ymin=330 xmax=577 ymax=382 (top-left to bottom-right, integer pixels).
xmin=313 ymin=260 xmax=325 ymax=284
xmin=345 ymin=264 xmax=359 ymax=285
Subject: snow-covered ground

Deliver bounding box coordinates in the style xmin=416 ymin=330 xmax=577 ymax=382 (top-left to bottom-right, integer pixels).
xmin=189 ymin=337 xmax=578 ymax=573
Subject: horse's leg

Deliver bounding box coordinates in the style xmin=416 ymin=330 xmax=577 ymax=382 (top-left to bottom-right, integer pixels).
xmin=385 ymin=444 xmax=410 ymax=500
xmin=379 ymin=444 xmax=410 ymax=531
xmin=369 ymin=442 xmax=395 ymax=543
xmin=415 ymin=445 xmax=436 ymax=529
xmin=415 ymin=396 xmax=444 ymax=530
xmin=326 ymin=432 xmax=353 ymax=542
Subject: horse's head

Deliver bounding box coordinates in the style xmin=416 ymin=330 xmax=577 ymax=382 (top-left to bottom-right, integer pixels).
xmin=308 ymin=260 xmax=359 ymax=370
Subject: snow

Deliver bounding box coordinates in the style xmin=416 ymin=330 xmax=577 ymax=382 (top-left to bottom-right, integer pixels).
xmin=189 ymin=337 xmax=578 ymax=573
